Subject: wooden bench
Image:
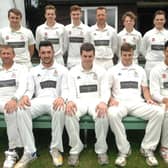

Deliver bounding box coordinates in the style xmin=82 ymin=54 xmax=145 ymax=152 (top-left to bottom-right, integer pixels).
xmin=0 ymin=113 xmax=147 ymax=146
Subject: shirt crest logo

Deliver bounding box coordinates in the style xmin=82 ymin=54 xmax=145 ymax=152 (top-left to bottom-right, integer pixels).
xmin=5 ymin=35 xmax=9 ymax=40
xmin=54 ymin=70 xmax=58 ymax=76
xmin=11 ymin=73 xmax=16 ymax=78
xmin=162 ymin=73 xmax=166 ymax=79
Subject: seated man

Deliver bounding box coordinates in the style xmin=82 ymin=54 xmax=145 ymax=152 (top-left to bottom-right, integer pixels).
xmin=107 ymin=43 xmax=164 ymax=167
xmin=15 ymin=41 xmax=68 ymax=168
xmin=150 ymin=40 xmax=168 ymax=164
xmin=65 ymin=42 xmax=110 ymax=166
xmin=0 ymin=45 xmax=27 ymax=168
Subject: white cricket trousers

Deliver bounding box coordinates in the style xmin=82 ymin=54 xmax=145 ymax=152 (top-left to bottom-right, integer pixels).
xmin=17 ymin=97 xmax=65 ymax=153
xmin=161 ymin=105 xmax=168 ymax=148
xmin=108 ymin=101 xmax=164 ymax=154
xmin=0 ymin=101 xmax=23 ymax=149
xmin=65 ymin=99 xmax=109 ymax=155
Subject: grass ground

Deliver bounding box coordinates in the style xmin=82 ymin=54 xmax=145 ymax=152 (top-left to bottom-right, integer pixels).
xmin=0 ymin=129 xmax=167 ymax=168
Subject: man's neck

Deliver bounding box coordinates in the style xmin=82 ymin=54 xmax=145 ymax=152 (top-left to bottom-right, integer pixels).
xmin=3 ymin=62 xmax=13 ymax=70
xmin=46 ymin=21 xmax=56 ymax=27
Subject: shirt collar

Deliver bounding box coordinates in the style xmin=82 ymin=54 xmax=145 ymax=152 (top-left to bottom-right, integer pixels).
xmin=162 ymin=62 xmax=168 ymax=71
xmin=40 ymin=61 xmax=56 ymax=70
xmin=123 ymin=28 xmax=136 ymax=35
xmin=71 ymin=22 xmax=83 ymax=29
xmin=95 ymin=23 xmax=108 ymax=31
xmin=44 ymin=22 xmax=58 ymax=29
xmin=153 ymin=27 xmax=166 ymax=34
xmin=118 ymin=61 xmax=135 ymax=70
xmin=79 ymin=62 xmax=96 ymax=73
xmin=0 ymin=62 xmax=17 ymax=71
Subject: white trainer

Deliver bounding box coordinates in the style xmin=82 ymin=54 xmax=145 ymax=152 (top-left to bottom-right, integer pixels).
xmin=14 ymin=152 xmax=37 ymax=168
xmin=140 ymin=148 xmax=158 ymax=166
xmin=160 ymin=147 xmax=168 ymax=164
xmin=115 ymin=149 xmax=131 ymax=167
xmin=50 ymin=148 xmax=63 ymax=167
xmin=3 ymin=150 xmax=19 ymax=168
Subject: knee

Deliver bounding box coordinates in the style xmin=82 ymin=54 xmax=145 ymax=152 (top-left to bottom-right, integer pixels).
xmin=108 ymin=107 xmax=120 ymax=121
xmin=154 ymin=106 xmax=164 ymax=120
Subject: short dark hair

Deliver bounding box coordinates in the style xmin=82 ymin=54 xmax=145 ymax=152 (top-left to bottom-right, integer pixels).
xmin=45 ymin=4 xmax=56 ymax=14
xmin=154 ymin=10 xmax=166 ymax=19
xmin=122 ymin=11 xmax=137 ymax=23
xmin=96 ymin=6 xmax=107 ymax=13
xmin=8 ymin=8 xmax=22 ymax=18
xmin=0 ymin=45 xmax=15 ymax=55
xmin=80 ymin=43 xmax=95 ymax=55
xmin=70 ymin=5 xmax=81 ymax=13
xmin=164 ymin=41 xmax=168 ymax=50
xmin=39 ymin=41 xmax=54 ymax=51
xmin=121 ymin=43 xmax=134 ymax=52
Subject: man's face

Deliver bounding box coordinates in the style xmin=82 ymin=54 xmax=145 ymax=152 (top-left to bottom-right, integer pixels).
xmin=121 ymin=50 xmax=133 ymax=66
xmin=81 ymin=50 xmax=95 ymax=70
xmin=45 ymin=9 xmax=56 ymax=22
xmin=96 ymin=9 xmax=107 ymax=25
xmin=71 ymin=10 xmax=81 ymax=23
xmin=0 ymin=47 xmax=15 ymax=65
xmin=164 ymin=47 xmax=168 ymax=65
xmin=39 ymin=46 xmax=54 ymax=66
xmin=8 ymin=12 xmax=21 ymax=28
xmin=153 ymin=14 xmax=166 ymax=30
xmin=123 ymin=16 xmax=135 ymax=30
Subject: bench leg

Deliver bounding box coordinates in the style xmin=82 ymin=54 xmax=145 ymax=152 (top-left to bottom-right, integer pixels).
xmin=83 ymin=129 xmax=88 ymax=148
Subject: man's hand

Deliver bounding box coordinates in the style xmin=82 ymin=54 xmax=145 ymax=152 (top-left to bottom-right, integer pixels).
xmin=53 ymin=97 xmax=65 ymax=111
xmin=108 ymin=97 xmax=119 ymax=106
xmin=65 ymin=101 xmax=77 ymax=116
xmin=4 ymin=99 xmax=17 ymax=113
xmin=18 ymin=96 xmax=31 ymax=109
xmin=163 ymin=98 xmax=168 ymax=111
xmin=146 ymin=99 xmax=157 ymax=105
xmin=96 ymin=102 xmax=107 ymax=118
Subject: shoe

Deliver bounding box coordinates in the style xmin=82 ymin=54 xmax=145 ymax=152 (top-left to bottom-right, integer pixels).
xmin=97 ymin=153 xmax=109 ymax=165
xmin=3 ymin=150 xmax=19 ymax=168
xmin=140 ymin=148 xmax=158 ymax=166
xmin=68 ymin=154 xmax=79 ymax=166
xmin=50 ymin=148 xmax=63 ymax=167
xmin=115 ymin=149 xmax=131 ymax=167
xmin=160 ymin=147 xmax=168 ymax=164
xmin=14 ymin=152 xmax=37 ymax=168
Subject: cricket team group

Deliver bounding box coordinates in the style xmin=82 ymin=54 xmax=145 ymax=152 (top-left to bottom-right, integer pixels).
xmin=0 ymin=3 xmax=168 ymax=168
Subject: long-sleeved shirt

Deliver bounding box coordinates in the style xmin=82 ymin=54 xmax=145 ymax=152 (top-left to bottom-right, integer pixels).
xmin=25 ymin=61 xmax=68 ymax=100
xmin=0 ymin=63 xmax=28 ymax=102
xmin=89 ymin=23 xmax=118 ymax=59
xmin=140 ymin=27 xmax=168 ymax=61
xmin=68 ymin=63 xmax=110 ymax=104
xmin=35 ymin=22 xmax=65 ymax=64
xmin=150 ymin=62 xmax=168 ymax=102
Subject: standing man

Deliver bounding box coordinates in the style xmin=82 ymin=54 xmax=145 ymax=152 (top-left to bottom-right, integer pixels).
xmin=65 ymin=43 xmax=110 ymax=166
xmin=89 ymin=6 xmax=118 ymax=69
xmin=0 ymin=0 xmax=26 ymax=28
xmin=0 ymin=8 xmax=35 ymax=69
xmin=36 ymin=5 xmax=65 ymax=65
xmin=118 ymin=11 xmax=142 ymax=64
xmin=14 ymin=41 xmax=68 ymax=168
xmin=64 ymin=5 xmax=90 ymax=68
xmin=150 ymin=40 xmax=168 ymax=164
xmin=107 ymin=43 xmax=164 ymax=167
xmin=141 ymin=10 xmax=168 ymax=78
xmin=0 ymin=45 xmax=27 ymax=168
